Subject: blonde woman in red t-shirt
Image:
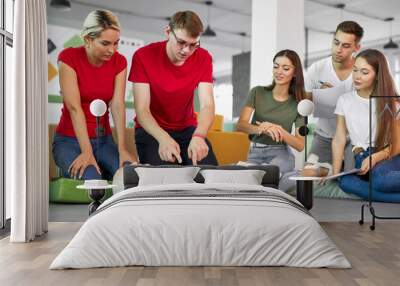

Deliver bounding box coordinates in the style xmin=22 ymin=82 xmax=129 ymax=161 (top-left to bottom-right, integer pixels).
xmin=53 ymin=10 xmax=138 ymax=180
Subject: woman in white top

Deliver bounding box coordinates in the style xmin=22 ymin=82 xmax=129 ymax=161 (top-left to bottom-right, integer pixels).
xmin=332 ymin=49 xmax=400 ymax=202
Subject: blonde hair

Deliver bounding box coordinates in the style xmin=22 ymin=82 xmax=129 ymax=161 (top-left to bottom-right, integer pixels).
xmin=81 ymin=9 xmax=120 ymax=40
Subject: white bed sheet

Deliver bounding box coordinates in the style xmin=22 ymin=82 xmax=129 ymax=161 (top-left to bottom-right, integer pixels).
xmin=50 ymin=183 xmax=350 ymax=269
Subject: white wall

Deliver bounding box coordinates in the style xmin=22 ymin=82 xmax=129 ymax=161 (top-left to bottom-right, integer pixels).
xmin=250 ymin=0 xmax=305 ymax=87
xmin=5 ymin=45 xmax=13 ymax=219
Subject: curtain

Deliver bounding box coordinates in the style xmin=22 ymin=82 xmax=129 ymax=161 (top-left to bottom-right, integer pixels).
xmin=8 ymin=0 xmax=48 ymax=242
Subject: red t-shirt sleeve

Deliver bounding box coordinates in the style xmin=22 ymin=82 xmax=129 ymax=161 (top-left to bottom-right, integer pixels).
xmin=58 ymin=48 xmax=76 ymax=70
xmin=128 ymin=50 xmax=149 ymax=83
xmin=199 ymin=52 xmax=213 ymax=83
xmin=115 ymin=52 xmax=127 ymax=75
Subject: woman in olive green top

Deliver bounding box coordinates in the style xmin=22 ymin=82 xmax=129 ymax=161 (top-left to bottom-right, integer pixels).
xmin=237 ymin=49 xmax=305 ymax=176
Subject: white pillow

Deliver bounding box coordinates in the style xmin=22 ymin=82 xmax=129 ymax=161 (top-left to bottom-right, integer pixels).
xmin=136 ymin=167 xmax=200 ymax=186
xmin=200 ymin=169 xmax=266 ymax=185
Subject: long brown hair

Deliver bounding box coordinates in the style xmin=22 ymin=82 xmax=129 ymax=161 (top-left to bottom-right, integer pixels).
xmin=266 ymin=49 xmax=306 ymax=103
xmin=356 ymin=49 xmax=400 ymax=154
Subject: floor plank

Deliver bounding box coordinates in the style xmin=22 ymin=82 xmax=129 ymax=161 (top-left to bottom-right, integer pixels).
xmin=1 ymin=222 xmax=400 ymax=286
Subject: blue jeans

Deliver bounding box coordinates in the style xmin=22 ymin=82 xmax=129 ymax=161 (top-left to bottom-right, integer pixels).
xmin=52 ymin=134 xmax=120 ymax=180
xmin=339 ymin=148 xmax=400 ymax=202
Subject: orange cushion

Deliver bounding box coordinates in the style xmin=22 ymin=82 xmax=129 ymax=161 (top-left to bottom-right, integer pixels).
xmin=194 ymin=113 xmax=224 ymax=132
xmin=207 ymin=131 xmax=250 ymax=165
xmin=210 ymin=114 xmax=224 ymax=131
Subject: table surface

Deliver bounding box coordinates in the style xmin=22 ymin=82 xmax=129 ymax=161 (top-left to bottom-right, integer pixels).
xmin=289 ymin=176 xmax=323 ymax=181
xmin=76 ymin=185 xmax=116 ymax=190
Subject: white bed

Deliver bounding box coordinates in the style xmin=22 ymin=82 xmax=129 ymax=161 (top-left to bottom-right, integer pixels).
xmin=50 ymin=183 xmax=350 ymax=269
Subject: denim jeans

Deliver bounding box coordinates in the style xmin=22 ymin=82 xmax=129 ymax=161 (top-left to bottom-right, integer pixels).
xmin=247 ymin=144 xmax=295 ymax=174
xmin=247 ymin=144 xmax=295 ymax=191
xmin=135 ymin=126 xmax=218 ymax=166
xmin=339 ymin=148 xmax=400 ymax=202
xmin=52 ymin=134 xmax=120 ymax=180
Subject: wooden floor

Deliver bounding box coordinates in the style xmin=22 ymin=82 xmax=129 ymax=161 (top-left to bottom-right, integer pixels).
xmin=1 ymin=222 xmax=399 ymax=286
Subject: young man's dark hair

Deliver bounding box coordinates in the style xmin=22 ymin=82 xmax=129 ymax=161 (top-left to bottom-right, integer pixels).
xmin=169 ymin=11 xmax=204 ymax=38
xmin=335 ymin=21 xmax=364 ymax=43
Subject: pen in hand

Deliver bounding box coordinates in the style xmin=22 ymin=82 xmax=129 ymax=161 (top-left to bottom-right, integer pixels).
xmin=319 ymin=81 xmax=334 ymax=88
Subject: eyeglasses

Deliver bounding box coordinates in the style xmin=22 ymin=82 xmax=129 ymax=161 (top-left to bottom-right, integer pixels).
xmin=170 ymin=28 xmax=200 ymax=51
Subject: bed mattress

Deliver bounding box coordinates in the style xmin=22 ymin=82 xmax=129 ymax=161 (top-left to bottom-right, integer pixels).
xmin=50 ymin=183 xmax=350 ymax=269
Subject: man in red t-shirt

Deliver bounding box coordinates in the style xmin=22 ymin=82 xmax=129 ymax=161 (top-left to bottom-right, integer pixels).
xmin=129 ymin=11 xmax=217 ymax=165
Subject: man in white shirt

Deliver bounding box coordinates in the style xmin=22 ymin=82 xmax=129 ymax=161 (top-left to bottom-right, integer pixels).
xmin=305 ymin=21 xmax=364 ymax=170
